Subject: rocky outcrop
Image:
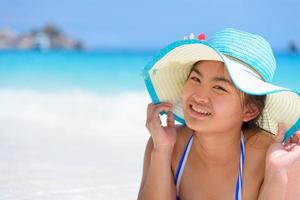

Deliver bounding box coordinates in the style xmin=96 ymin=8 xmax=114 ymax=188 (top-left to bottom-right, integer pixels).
xmin=0 ymin=28 xmax=17 ymax=49
xmin=0 ymin=24 xmax=84 ymax=50
xmin=288 ymin=41 xmax=298 ymax=53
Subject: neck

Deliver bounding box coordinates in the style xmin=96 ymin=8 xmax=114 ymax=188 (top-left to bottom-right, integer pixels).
xmin=192 ymin=128 xmax=242 ymax=168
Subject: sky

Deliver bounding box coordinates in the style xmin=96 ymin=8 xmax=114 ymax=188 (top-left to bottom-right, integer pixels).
xmin=1 ymin=0 xmax=300 ymax=50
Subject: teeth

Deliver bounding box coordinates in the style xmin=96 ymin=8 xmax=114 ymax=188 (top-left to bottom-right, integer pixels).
xmin=191 ymin=105 xmax=211 ymax=115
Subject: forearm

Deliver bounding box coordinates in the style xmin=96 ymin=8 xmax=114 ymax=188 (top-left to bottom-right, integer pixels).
xmin=258 ymin=170 xmax=288 ymax=200
xmin=286 ymin=159 xmax=300 ymax=200
xmin=138 ymin=148 xmax=176 ymax=200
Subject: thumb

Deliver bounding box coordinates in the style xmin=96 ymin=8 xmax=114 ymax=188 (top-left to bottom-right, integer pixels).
xmin=274 ymin=122 xmax=286 ymax=144
xmin=167 ymin=111 xmax=175 ymax=128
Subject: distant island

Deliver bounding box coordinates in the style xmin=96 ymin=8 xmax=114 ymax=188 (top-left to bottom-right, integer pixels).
xmin=0 ymin=24 xmax=84 ymax=51
xmin=288 ymin=41 xmax=299 ymax=53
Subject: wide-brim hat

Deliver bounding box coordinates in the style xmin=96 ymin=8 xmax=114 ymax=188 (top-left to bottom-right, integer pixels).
xmin=143 ymin=28 xmax=300 ymax=143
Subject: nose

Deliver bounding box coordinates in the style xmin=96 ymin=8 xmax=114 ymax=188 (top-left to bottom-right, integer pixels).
xmin=192 ymin=93 xmax=209 ymax=104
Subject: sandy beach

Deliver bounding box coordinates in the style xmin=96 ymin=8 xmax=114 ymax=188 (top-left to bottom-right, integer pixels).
xmin=0 ymin=89 xmax=150 ymax=200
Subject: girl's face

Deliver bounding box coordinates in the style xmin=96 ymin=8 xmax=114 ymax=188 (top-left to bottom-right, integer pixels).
xmin=182 ymin=60 xmax=248 ymax=134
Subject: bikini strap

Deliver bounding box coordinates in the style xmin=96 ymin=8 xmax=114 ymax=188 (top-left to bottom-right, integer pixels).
xmin=174 ymin=131 xmax=245 ymax=200
xmin=235 ymin=131 xmax=245 ymax=200
xmin=174 ymin=132 xmax=194 ymax=197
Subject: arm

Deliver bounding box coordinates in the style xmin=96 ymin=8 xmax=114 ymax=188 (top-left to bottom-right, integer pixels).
xmin=258 ymin=170 xmax=288 ymax=200
xmin=286 ymin=158 xmax=300 ymax=200
xmin=258 ymin=124 xmax=300 ymax=200
xmin=137 ymin=137 xmax=176 ymax=200
xmin=258 ymin=164 xmax=300 ymax=200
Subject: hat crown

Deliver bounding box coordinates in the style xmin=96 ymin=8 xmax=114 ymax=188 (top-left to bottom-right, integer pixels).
xmin=208 ymin=28 xmax=276 ymax=82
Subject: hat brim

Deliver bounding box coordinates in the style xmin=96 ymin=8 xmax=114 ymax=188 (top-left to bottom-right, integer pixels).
xmin=143 ymin=40 xmax=300 ymax=143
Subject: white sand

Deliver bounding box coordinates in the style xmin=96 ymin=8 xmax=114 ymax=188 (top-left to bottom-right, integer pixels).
xmin=0 ymin=88 xmax=153 ymax=200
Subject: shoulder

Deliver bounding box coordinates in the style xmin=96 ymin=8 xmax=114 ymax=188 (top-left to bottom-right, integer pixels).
xmin=243 ymin=128 xmax=274 ymax=177
xmin=244 ymin=128 xmax=274 ymax=150
xmin=242 ymin=129 xmax=274 ymax=198
xmin=243 ymin=128 xmax=274 ymax=172
xmin=243 ymin=128 xmax=273 ymax=166
xmin=242 ymin=128 xmax=275 ymax=174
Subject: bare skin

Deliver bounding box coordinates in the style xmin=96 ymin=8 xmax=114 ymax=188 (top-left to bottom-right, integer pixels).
xmin=137 ymin=60 xmax=300 ymax=200
xmin=170 ymin=125 xmax=273 ymax=200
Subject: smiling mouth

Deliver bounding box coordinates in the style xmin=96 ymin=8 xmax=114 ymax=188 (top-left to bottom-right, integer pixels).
xmin=189 ymin=104 xmax=212 ymax=116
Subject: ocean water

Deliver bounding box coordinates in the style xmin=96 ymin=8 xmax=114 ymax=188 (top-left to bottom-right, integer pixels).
xmin=0 ymin=50 xmax=299 ymax=200
xmin=0 ymin=50 xmax=299 ymax=93
xmin=0 ymin=50 xmax=151 ymax=93
xmin=0 ymin=50 xmax=153 ymax=200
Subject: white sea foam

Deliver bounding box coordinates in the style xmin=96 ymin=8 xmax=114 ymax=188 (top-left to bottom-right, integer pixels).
xmin=0 ymin=88 xmax=160 ymax=200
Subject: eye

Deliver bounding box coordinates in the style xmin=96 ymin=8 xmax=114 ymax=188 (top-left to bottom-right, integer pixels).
xmin=190 ymin=76 xmax=201 ymax=82
xmin=214 ymin=85 xmax=227 ymax=92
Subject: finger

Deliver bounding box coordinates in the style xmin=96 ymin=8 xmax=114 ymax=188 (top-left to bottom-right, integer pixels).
xmin=147 ymin=103 xmax=154 ymax=120
xmin=283 ymin=129 xmax=300 ymax=145
xmin=147 ymin=102 xmax=172 ymax=120
xmin=153 ymin=103 xmax=172 ymax=117
xmin=283 ymin=138 xmax=291 ymax=147
xmin=167 ymin=111 xmax=175 ymax=128
xmin=290 ymin=130 xmax=300 ymax=144
xmin=284 ymin=143 xmax=298 ymax=152
xmin=158 ymin=102 xmax=173 ymax=107
xmin=294 ymin=129 xmax=300 ymax=144
xmin=149 ymin=106 xmax=172 ymax=128
xmin=146 ymin=103 xmax=164 ymax=129
xmin=274 ymin=122 xmax=285 ymax=144
xmin=297 ymin=130 xmax=300 ymax=145
xmin=285 ymin=145 xmax=300 ymax=164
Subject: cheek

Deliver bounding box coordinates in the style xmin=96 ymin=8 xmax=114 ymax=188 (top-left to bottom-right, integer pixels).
xmin=213 ymin=96 xmax=244 ymax=118
xmin=182 ymin=83 xmax=191 ymax=102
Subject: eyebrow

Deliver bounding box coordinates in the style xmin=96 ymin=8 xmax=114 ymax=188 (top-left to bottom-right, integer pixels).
xmin=191 ymin=68 xmax=233 ymax=86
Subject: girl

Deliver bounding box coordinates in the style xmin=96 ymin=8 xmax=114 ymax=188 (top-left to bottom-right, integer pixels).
xmin=138 ymin=28 xmax=300 ymax=200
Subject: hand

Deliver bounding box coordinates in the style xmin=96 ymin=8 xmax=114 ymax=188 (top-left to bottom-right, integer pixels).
xmin=145 ymin=102 xmax=177 ymax=152
xmin=265 ymin=123 xmax=300 ymax=176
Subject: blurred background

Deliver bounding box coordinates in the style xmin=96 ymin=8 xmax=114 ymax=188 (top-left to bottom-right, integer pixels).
xmin=0 ymin=0 xmax=299 ymax=199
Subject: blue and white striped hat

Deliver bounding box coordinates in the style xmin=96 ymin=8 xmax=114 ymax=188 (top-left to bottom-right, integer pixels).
xmin=143 ymin=28 xmax=300 ymax=143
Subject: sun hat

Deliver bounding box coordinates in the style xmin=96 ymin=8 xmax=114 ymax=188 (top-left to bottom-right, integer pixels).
xmin=142 ymin=28 xmax=300 ymax=143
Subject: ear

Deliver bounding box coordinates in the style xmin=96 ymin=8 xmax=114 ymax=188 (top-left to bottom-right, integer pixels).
xmin=242 ymin=102 xmax=261 ymax=122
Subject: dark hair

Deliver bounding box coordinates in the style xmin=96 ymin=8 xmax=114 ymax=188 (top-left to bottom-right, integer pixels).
xmin=241 ymin=93 xmax=266 ymax=131
xmin=187 ymin=60 xmax=267 ymax=131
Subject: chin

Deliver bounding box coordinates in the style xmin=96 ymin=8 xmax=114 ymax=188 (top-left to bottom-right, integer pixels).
xmin=183 ymin=111 xmax=226 ymax=134
xmin=184 ymin=115 xmax=211 ymax=132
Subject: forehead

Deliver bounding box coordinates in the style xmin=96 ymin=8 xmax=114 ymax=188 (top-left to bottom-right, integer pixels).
xmin=192 ymin=60 xmax=231 ymax=79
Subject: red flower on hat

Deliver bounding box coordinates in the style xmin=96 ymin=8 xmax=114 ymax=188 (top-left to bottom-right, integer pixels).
xmin=198 ymin=33 xmax=206 ymax=41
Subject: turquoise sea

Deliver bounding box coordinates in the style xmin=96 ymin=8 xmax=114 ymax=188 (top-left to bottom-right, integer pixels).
xmin=0 ymin=50 xmax=152 ymax=93
xmin=0 ymin=50 xmax=299 ymax=93
xmin=0 ymin=50 xmax=299 ymax=200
